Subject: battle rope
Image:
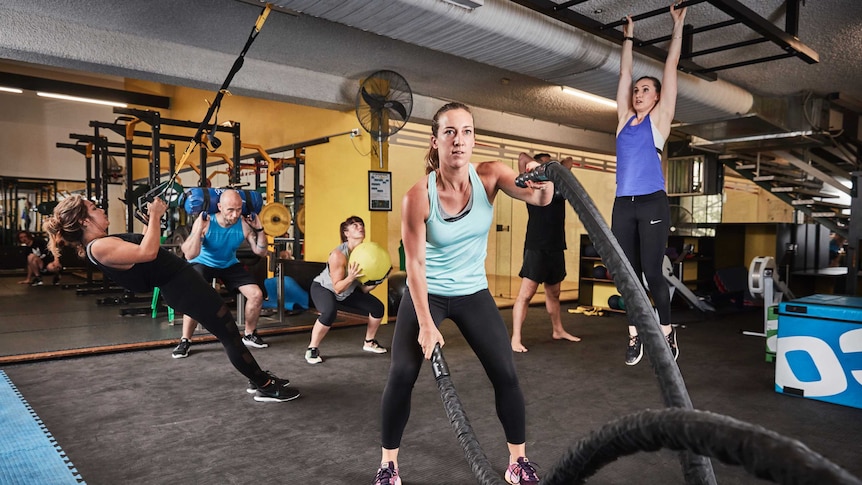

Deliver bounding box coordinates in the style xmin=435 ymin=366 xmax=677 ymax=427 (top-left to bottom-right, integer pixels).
xmin=427 ymin=163 xmax=862 ymax=484
xmin=542 ymin=408 xmax=862 ymax=485
xmin=431 ymin=343 xmax=508 ymax=485
xmin=518 ymin=161 xmax=716 ymax=484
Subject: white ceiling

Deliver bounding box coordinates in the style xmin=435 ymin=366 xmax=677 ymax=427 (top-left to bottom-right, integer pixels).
xmin=0 ymin=0 xmax=859 ymax=152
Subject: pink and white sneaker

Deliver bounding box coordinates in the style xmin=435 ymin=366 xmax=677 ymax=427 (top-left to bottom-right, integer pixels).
xmin=373 ymin=461 xmax=401 ymax=485
xmin=505 ymin=456 xmax=540 ymax=484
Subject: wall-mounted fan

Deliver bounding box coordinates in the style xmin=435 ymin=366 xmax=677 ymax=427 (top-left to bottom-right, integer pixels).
xmin=355 ymin=70 xmax=413 ymax=167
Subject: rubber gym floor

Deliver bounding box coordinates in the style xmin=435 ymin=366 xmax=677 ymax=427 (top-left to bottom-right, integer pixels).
xmin=0 ymin=274 xmax=860 ymax=484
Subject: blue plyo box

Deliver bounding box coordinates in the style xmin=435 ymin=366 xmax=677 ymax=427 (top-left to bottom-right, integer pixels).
xmin=776 ymin=294 xmax=862 ymax=409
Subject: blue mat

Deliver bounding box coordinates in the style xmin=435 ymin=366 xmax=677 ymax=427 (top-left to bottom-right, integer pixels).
xmin=0 ymin=371 xmax=85 ymax=484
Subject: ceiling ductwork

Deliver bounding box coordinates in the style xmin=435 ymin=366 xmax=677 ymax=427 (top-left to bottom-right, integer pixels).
xmin=266 ymin=0 xmax=754 ymax=124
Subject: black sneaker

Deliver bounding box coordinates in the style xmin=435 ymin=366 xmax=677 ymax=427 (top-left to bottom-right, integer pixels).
xmin=246 ymin=370 xmax=286 ymax=394
xmin=30 ymin=277 xmax=43 ymax=286
xmin=666 ymin=328 xmax=679 ymax=361
xmin=253 ymin=376 xmax=300 ymax=402
xmin=242 ymin=333 xmax=269 ymax=349
xmin=625 ymin=335 xmax=643 ymax=366
xmin=172 ymin=338 xmax=191 ymax=359
xmin=52 ymin=274 xmax=61 ymax=285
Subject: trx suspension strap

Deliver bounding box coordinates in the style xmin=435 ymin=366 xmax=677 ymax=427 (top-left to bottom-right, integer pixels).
xmin=138 ymin=3 xmax=272 ymax=218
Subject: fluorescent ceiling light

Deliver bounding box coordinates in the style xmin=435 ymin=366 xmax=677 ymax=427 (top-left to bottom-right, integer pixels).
xmin=440 ymin=0 xmax=483 ymax=9
xmin=562 ymin=86 xmax=616 ymax=109
xmin=0 ymin=86 xmax=23 ymax=94
xmin=37 ymin=91 xmax=127 ymax=108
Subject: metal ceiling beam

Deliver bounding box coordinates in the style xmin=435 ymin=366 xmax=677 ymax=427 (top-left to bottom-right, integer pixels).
xmin=508 ymin=0 xmax=717 ymax=81
xmin=774 ymin=150 xmax=850 ymax=195
xmin=510 ymin=0 xmax=820 ymax=80
xmin=709 ymin=0 xmax=819 ymax=64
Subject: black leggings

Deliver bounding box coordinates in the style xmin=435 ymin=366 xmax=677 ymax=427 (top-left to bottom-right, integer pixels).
xmin=160 ymin=266 xmax=269 ymax=387
xmin=380 ymin=288 xmax=525 ymax=449
xmin=310 ymin=281 xmax=385 ymax=326
xmin=611 ymin=191 xmax=671 ymax=325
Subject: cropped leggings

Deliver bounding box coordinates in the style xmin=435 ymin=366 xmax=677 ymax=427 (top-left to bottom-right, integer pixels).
xmin=160 ymin=266 xmax=269 ymax=387
xmin=381 ymin=288 xmax=525 ymax=449
xmin=310 ymin=281 xmax=385 ymax=326
xmin=611 ymin=190 xmax=671 ymax=325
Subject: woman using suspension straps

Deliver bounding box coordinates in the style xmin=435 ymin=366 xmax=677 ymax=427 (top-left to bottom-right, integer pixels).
xmin=43 ymin=194 xmax=299 ymax=403
xmin=372 ymin=102 xmax=552 ymax=485
xmin=614 ymin=3 xmax=687 ymax=366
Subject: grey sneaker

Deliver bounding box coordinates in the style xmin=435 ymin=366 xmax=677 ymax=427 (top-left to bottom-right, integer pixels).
xmin=625 ymin=335 xmax=643 ymax=366
xmin=172 ymin=338 xmax=191 ymax=359
xmin=305 ymin=347 xmax=322 ymax=364
xmin=243 ymin=333 xmax=269 ymax=349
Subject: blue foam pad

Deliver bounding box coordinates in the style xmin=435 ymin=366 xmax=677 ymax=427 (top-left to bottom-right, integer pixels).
xmin=0 ymin=371 xmax=85 ymax=484
xmin=261 ymin=276 xmax=309 ymax=310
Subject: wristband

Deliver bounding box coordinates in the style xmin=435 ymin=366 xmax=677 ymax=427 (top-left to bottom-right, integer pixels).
xmin=251 ymin=226 xmax=263 ymax=233
xmin=623 ymin=36 xmax=634 ymax=42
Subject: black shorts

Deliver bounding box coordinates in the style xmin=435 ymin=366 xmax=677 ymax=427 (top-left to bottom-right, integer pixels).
xmin=518 ymin=249 xmax=566 ymax=285
xmin=190 ymin=262 xmax=257 ymax=293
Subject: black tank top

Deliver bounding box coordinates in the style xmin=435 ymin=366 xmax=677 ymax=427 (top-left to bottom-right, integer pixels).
xmin=86 ymin=233 xmax=188 ymax=293
xmin=524 ymin=194 xmax=567 ymax=251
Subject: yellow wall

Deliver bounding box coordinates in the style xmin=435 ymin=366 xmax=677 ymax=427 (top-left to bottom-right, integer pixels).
xmin=744 ymin=225 xmax=778 ymax=264
xmin=722 ymin=182 xmax=793 ymax=223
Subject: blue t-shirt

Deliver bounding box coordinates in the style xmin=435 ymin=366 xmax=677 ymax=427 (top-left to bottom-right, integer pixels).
xmin=424 ymin=164 xmax=494 ymax=296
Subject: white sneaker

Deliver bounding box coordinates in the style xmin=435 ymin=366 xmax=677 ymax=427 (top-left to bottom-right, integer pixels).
xmin=363 ymin=339 xmax=388 ymax=354
xmin=305 ymin=347 xmax=322 ymax=364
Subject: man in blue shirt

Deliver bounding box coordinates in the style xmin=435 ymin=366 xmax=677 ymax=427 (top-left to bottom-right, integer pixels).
xmin=171 ymin=190 xmax=270 ymax=358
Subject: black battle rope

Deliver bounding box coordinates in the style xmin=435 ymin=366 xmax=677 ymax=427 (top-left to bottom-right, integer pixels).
xmin=518 ymin=162 xmax=715 ymax=484
xmin=139 ymin=3 xmax=272 ymax=213
xmin=430 ymin=163 xmax=862 ymax=485
xmin=431 ymin=344 xmax=507 ymax=485
xmin=541 ymin=408 xmax=862 ymax=485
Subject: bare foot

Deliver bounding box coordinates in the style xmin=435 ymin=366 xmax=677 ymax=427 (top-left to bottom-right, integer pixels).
xmin=511 ymin=341 xmax=529 ymax=352
xmin=553 ymin=331 xmax=581 ymax=342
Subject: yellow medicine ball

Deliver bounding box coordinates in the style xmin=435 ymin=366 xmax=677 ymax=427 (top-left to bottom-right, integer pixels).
xmin=349 ymin=241 xmax=392 ymax=284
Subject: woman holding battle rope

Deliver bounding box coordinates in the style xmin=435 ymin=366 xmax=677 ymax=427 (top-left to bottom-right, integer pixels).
xmin=372 ymin=102 xmax=552 ymax=485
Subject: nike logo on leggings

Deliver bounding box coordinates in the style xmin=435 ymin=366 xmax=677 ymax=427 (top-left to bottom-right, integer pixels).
xmin=650 ymin=219 xmax=662 ymax=225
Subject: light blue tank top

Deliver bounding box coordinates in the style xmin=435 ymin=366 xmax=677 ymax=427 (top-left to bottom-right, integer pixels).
xmin=424 ymin=164 xmax=494 ymax=296
xmin=312 ymin=241 xmax=358 ymax=301
xmin=616 ymin=114 xmax=666 ymax=197
xmin=189 ymin=217 xmax=245 ymax=269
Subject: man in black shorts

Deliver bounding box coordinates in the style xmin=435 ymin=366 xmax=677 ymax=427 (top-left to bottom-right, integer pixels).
xmin=510 ymin=153 xmax=581 ymax=352
xmin=171 ymin=190 xmax=270 ymax=358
